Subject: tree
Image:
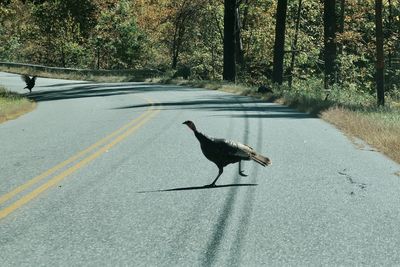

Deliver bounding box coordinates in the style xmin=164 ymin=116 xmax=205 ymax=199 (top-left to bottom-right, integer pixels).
xmin=195 ymin=1 xmax=224 ymax=79
xmin=375 ymin=0 xmax=384 ymax=106
xmin=323 ymin=0 xmax=337 ymax=88
xmin=223 ymin=0 xmax=236 ymax=81
xmin=30 ymin=0 xmax=99 ymax=67
xmin=163 ymin=0 xmax=208 ymax=70
xmin=93 ymin=0 xmax=146 ymax=69
xmin=272 ymin=0 xmax=288 ymax=84
xmin=170 ymin=0 xmax=194 ymax=69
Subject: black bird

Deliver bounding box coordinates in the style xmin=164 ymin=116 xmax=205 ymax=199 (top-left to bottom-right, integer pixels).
xmin=21 ymin=75 xmax=37 ymax=93
xmin=183 ymin=120 xmax=271 ymax=187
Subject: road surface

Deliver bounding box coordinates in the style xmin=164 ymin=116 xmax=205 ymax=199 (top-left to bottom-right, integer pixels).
xmin=0 ymin=72 xmax=399 ymax=265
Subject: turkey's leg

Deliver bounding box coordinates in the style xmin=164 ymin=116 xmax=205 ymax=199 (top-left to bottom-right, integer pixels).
xmin=207 ymin=167 xmax=223 ymax=187
xmin=239 ymin=161 xmax=248 ymax=177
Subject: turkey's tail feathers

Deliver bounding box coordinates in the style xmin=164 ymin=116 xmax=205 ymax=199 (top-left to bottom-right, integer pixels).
xmin=250 ymin=153 xmax=271 ymax=167
xmin=237 ymin=142 xmax=271 ymax=167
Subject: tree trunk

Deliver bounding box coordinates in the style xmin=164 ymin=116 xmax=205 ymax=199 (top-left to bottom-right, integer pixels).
xmin=375 ymin=0 xmax=385 ymax=106
xmin=324 ymin=0 xmax=337 ymax=89
xmin=61 ymin=44 xmax=66 ymax=68
xmin=97 ymin=47 xmax=100 ymax=70
xmin=170 ymin=0 xmax=193 ymax=70
xmin=288 ymin=0 xmax=302 ymax=88
xmin=272 ymin=0 xmax=288 ymax=85
xmin=171 ymin=40 xmax=179 ymax=69
xmin=223 ymin=0 xmax=236 ymax=81
xmin=171 ymin=22 xmax=183 ymax=69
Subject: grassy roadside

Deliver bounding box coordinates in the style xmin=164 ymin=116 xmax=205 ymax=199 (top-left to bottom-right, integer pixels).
xmin=322 ymin=107 xmax=400 ymax=163
xmin=0 ymin=86 xmax=36 ymax=123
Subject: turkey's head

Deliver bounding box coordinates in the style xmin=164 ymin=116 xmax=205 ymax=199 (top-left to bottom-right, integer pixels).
xmin=182 ymin=120 xmax=197 ymax=132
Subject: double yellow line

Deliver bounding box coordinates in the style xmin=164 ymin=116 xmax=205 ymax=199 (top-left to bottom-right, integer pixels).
xmin=0 ymin=98 xmax=159 ymax=220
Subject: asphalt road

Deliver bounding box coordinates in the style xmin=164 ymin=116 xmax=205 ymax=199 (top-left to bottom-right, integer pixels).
xmin=1 ymin=71 xmax=400 ymax=266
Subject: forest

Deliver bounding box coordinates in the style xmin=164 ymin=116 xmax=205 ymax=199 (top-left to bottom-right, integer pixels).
xmin=0 ymin=0 xmax=399 ymax=105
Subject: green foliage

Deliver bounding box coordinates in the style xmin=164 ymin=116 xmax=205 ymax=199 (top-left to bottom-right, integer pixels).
xmin=29 ymin=1 xmax=91 ymax=67
xmin=0 ymin=0 xmax=398 ymax=100
xmin=178 ymin=2 xmax=223 ymax=79
xmin=93 ymin=1 xmax=147 ymax=69
xmin=0 ymin=35 xmax=21 ymax=61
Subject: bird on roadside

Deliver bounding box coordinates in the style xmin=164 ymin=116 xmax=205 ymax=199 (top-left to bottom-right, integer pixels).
xmin=21 ymin=75 xmax=37 ymax=93
xmin=183 ymin=120 xmax=271 ymax=187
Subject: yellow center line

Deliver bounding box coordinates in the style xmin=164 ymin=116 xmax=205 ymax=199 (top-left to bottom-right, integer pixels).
xmin=0 ymin=108 xmax=159 ymax=219
xmin=0 ymin=108 xmax=154 ymax=206
xmin=0 ymin=96 xmax=160 ymax=219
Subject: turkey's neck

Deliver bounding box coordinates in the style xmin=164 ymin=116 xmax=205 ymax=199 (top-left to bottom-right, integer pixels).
xmin=194 ymin=130 xmax=212 ymax=144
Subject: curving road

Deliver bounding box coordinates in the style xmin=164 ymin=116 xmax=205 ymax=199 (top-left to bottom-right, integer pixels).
xmin=0 ymin=71 xmax=400 ymax=265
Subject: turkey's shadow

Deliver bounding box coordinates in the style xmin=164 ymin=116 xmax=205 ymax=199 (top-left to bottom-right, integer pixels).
xmin=137 ymin=183 xmax=257 ymax=193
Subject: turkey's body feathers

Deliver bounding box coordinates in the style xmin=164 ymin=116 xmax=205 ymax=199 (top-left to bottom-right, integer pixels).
xmin=194 ymin=130 xmax=270 ymax=168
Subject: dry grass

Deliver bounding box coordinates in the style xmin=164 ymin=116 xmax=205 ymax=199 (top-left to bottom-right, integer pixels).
xmin=322 ymin=106 xmax=400 ymax=163
xmin=0 ymin=87 xmax=36 ymax=123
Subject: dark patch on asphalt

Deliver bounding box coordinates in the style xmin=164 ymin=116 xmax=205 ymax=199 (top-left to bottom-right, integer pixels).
xmin=339 ymin=169 xmax=367 ymax=195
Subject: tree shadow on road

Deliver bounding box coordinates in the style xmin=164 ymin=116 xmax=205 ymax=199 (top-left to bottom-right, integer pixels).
xmin=27 ymin=83 xmax=202 ymax=102
xmin=137 ymin=183 xmax=258 ymax=193
xmin=26 ymin=82 xmax=315 ymax=119
xmin=117 ymin=98 xmax=315 ymax=119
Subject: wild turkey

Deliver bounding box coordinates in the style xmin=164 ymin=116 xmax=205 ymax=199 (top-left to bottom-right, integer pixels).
xmin=183 ymin=120 xmax=271 ymax=187
xmin=21 ymin=75 xmax=37 ymax=93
